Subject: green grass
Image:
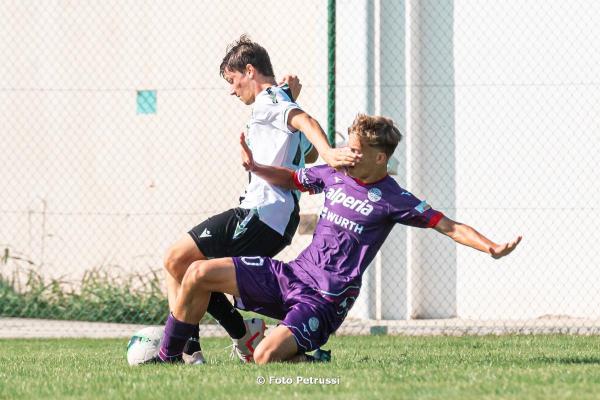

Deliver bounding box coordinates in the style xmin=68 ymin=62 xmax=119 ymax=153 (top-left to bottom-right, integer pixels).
xmin=2 ymin=335 xmax=600 ymax=399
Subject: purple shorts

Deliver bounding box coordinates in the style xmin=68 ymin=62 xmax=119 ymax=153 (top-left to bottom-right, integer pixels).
xmin=232 ymin=256 xmax=342 ymax=352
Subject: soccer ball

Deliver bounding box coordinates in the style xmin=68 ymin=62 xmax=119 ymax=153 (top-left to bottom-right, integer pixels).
xmin=126 ymin=326 xmax=164 ymax=366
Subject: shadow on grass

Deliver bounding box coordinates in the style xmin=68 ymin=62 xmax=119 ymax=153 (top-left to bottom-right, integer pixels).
xmin=530 ymin=356 xmax=600 ymax=365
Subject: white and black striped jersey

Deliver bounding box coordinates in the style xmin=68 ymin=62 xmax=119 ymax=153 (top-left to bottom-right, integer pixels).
xmin=239 ymin=84 xmax=312 ymax=236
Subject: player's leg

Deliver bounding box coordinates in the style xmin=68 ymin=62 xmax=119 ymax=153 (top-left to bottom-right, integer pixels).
xmin=253 ymin=325 xmax=301 ymax=364
xmin=227 ymin=256 xmax=296 ymax=362
xmin=174 ymin=258 xmax=239 ymax=322
xmin=254 ymin=299 xmax=335 ymax=364
xmin=163 ymin=234 xmax=204 ymax=311
xmin=162 ymin=234 xmax=208 ymax=361
xmin=158 ymin=257 xmax=239 ymax=362
xmin=253 ymin=323 xmax=333 ymax=364
xmin=225 ymin=208 xmax=295 ymax=362
xmin=165 ymin=210 xmax=247 ymax=341
xmin=163 ymin=233 xmax=242 ymax=358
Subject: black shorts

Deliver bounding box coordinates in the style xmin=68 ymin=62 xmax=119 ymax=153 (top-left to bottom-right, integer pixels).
xmin=188 ymin=206 xmax=299 ymax=258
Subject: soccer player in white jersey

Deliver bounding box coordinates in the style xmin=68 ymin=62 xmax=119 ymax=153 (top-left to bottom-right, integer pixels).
xmin=152 ymin=114 xmax=521 ymax=364
xmin=161 ymin=35 xmax=359 ymax=364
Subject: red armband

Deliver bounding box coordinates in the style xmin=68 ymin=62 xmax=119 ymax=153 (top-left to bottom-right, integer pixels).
xmin=427 ymin=212 xmax=444 ymax=228
xmin=292 ymin=171 xmax=308 ymax=192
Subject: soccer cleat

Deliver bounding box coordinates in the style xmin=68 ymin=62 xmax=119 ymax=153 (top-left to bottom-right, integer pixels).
xmin=182 ymin=337 xmax=206 ymax=365
xmin=142 ymin=354 xmax=183 ymax=364
xmin=230 ymin=318 xmax=266 ymax=363
xmin=307 ymin=348 xmax=332 ymax=363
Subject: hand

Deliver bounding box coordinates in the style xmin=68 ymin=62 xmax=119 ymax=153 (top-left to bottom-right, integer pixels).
xmin=322 ymin=147 xmax=362 ymax=169
xmin=279 ymin=74 xmax=302 ymax=100
xmin=489 ymin=236 xmax=522 ymax=259
xmin=240 ymin=132 xmax=255 ymax=171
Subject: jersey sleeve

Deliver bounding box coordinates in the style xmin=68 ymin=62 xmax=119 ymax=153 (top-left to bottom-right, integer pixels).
xmin=389 ymin=191 xmax=444 ymax=228
xmin=278 ymin=101 xmax=302 ymax=133
xmin=252 ymin=87 xmax=302 ymax=134
xmin=292 ymin=165 xmax=333 ymax=195
xmin=299 ymin=132 xmax=314 ymax=156
xmin=276 ymin=84 xmax=302 ymax=133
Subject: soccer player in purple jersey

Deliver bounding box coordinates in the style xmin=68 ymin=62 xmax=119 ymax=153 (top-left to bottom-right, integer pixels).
xmin=161 ymin=36 xmax=360 ymax=364
xmin=154 ymin=114 xmax=522 ymax=364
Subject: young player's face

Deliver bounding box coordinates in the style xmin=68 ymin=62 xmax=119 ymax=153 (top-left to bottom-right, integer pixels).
xmin=347 ymin=132 xmax=387 ymax=176
xmin=223 ymin=68 xmax=254 ymax=105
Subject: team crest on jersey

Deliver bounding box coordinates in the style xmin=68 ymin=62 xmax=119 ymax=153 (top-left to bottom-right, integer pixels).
xmin=367 ymin=188 xmax=382 ymax=202
xmin=308 ymin=317 xmax=320 ymax=332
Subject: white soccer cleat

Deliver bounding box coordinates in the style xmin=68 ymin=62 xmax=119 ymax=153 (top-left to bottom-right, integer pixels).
xmin=231 ymin=318 xmax=266 ymax=363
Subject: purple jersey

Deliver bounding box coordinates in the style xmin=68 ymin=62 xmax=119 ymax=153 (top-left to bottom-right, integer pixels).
xmin=291 ymin=165 xmax=443 ymax=315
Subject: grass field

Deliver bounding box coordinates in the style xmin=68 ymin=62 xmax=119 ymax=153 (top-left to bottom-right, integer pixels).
xmin=2 ymin=335 xmax=600 ymax=399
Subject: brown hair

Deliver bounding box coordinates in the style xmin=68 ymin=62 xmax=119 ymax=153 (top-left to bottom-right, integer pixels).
xmin=219 ymin=35 xmax=275 ymax=78
xmin=349 ymin=114 xmax=402 ymax=157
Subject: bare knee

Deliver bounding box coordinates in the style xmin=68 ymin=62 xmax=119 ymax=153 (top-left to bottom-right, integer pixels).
xmin=163 ymin=248 xmax=186 ymax=281
xmin=254 ymin=344 xmax=295 ymax=365
xmin=181 ymin=260 xmax=221 ymax=292
xmin=253 ymin=325 xmax=299 ymax=364
xmin=164 ymin=241 xmax=203 ymax=282
xmin=164 ymin=235 xmax=205 ymax=278
xmin=254 ymin=347 xmax=277 ymax=365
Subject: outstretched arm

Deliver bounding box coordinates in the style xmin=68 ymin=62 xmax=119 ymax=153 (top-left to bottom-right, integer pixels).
xmin=433 ymin=216 xmax=522 ymax=259
xmin=240 ymin=133 xmax=297 ymax=190
xmin=287 ymin=109 xmax=361 ymax=169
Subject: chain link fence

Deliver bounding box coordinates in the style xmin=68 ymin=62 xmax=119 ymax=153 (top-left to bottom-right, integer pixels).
xmin=2 ymin=0 xmax=599 ymax=336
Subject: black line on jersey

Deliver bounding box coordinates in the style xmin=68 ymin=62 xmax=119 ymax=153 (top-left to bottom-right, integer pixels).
xmin=280 ymin=84 xmax=295 ymax=102
xmin=292 ymin=142 xmax=302 ymax=166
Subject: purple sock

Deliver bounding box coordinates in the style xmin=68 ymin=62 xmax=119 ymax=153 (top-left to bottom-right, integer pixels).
xmin=159 ymin=313 xmax=197 ymax=361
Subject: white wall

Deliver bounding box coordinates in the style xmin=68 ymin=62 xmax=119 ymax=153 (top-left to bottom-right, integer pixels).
xmin=453 ymin=0 xmax=600 ymax=319
xmin=405 ymin=0 xmax=457 ymax=319
xmin=0 ymin=1 xmax=326 ymax=279
xmin=2 ymin=0 xmax=600 ymax=321
xmin=341 ymin=0 xmax=600 ymax=321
